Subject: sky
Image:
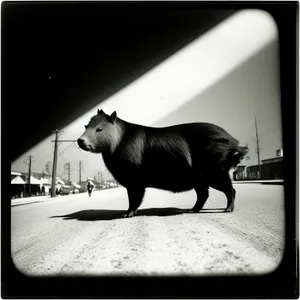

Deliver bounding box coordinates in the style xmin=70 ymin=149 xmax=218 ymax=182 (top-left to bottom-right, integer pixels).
xmin=11 ymin=10 xmax=281 ymax=183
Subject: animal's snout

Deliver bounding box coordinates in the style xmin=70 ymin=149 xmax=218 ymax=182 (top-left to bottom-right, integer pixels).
xmin=77 ymin=137 xmax=91 ymax=151
xmin=77 ymin=137 xmax=85 ymax=147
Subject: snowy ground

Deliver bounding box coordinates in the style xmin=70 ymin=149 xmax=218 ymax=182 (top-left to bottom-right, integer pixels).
xmin=11 ymin=184 xmax=284 ymax=276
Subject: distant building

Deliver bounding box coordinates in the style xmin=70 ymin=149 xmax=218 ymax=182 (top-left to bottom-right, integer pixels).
xmin=11 ymin=172 xmax=42 ymax=197
xmin=233 ymin=148 xmax=283 ymax=181
xmin=233 ymin=165 xmax=246 ymax=181
xmin=31 ymin=171 xmax=51 ymax=180
xmin=11 ymin=170 xmax=68 ymax=197
xmin=11 ymin=171 xmax=22 ymax=177
xmin=246 ymin=165 xmax=260 ymax=180
xmin=261 ymin=156 xmax=283 ymax=180
xmin=11 ymin=171 xmax=25 ymax=199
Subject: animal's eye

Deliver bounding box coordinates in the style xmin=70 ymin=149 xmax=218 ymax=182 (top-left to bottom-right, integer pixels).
xmin=96 ymin=128 xmax=103 ymax=133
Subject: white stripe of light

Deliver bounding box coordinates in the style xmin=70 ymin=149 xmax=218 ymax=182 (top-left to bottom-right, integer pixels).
xmin=64 ymin=9 xmax=277 ymax=138
xmin=13 ymin=9 xmax=278 ymax=162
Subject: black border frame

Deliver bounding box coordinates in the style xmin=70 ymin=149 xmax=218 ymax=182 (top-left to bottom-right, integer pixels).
xmin=2 ymin=1 xmax=298 ymax=298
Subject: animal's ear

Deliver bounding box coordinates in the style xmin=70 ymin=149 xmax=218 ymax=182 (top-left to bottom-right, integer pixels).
xmin=97 ymin=109 xmax=104 ymax=115
xmin=110 ymin=111 xmax=117 ymax=124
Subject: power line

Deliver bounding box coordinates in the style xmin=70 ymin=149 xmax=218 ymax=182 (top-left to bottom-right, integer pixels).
xmin=59 ymin=142 xmax=76 ymax=156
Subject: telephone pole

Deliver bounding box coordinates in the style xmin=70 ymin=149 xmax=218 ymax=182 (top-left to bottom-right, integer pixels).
xmin=26 ymin=155 xmax=32 ymax=197
xmin=64 ymin=163 xmax=71 ymax=182
xmin=79 ymin=160 xmax=82 ymax=185
xmin=255 ymin=116 xmax=262 ymax=178
xmin=98 ymin=172 xmax=103 ymax=185
xmin=50 ymin=132 xmax=76 ymax=197
xmin=68 ymin=163 xmax=70 ymax=182
xmin=51 ymin=129 xmax=63 ymax=197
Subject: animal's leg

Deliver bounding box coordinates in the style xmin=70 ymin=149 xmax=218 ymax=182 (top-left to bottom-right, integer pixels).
xmin=189 ymin=185 xmax=209 ymax=213
xmin=224 ymin=186 xmax=236 ymax=212
xmin=209 ymin=171 xmax=236 ymax=212
xmin=123 ymin=187 xmax=145 ymax=218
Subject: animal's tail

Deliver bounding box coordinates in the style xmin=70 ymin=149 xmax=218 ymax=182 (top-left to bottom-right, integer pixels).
xmin=230 ymin=146 xmax=249 ymax=169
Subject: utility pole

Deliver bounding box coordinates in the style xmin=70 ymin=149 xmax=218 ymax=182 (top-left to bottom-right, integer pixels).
xmin=255 ymin=116 xmax=262 ymax=178
xmin=98 ymin=172 xmax=103 ymax=185
xmin=27 ymin=155 xmax=32 ymax=197
xmin=50 ymin=133 xmax=76 ymax=197
xmin=68 ymin=163 xmax=70 ymax=182
xmin=64 ymin=163 xmax=71 ymax=182
xmin=51 ymin=130 xmax=62 ymax=197
xmin=79 ymin=160 xmax=82 ymax=185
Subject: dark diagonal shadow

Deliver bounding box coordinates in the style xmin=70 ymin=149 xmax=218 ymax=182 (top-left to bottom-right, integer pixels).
xmin=50 ymin=207 xmax=226 ymax=221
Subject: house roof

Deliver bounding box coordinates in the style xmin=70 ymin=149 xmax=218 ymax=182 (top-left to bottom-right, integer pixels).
xmin=40 ymin=178 xmax=51 ymax=185
xmin=11 ymin=171 xmax=22 ymax=176
xmin=56 ymin=177 xmax=65 ymax=185
xmin=261 ymin=156 xmax=283 ymax=164
xmin=71 ymin=182 xmax=81 ymax=189
xmin=27 ymin=176 xmax=42 ymax=184
xmin=11 ymin=176 xmax=25 ymax=184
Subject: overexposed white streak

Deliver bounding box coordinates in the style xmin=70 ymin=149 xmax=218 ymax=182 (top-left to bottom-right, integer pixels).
xmin=63 ymin=9 xmax=277 ymax=137
xmin=13 ymin=9 xmax=278 ymax=162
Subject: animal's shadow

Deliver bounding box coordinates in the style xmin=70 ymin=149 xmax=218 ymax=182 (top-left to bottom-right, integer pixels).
xmin=50 ymin=207 xmax=226 ymax=221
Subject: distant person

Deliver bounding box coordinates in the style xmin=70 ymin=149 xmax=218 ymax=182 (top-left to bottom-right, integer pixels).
xmin=36 ymin=186 xmax=41 ymax=196
xmin=86 ymin=180 xmax=94 ymax=197
xmin=41 ymin=186 xmax=45 ymax=196
xmin=19 ymin=187 xmax=23 ymax=198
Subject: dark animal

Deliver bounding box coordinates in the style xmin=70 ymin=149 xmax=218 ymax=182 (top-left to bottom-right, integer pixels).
xmin=77 ymin=109 xmax=248 ymax=218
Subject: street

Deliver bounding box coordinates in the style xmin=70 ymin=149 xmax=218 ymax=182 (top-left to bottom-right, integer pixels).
xmin=11 ymin=184 xmax=285 ymax=276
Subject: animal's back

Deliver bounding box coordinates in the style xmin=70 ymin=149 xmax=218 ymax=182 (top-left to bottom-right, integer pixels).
xmin=106 ymin=122 xmax=239 ymax=192
xmin=162 ymin=122 xmax=239 ymax=147
xmin=145 ymin=122 xmax=240 ymax=167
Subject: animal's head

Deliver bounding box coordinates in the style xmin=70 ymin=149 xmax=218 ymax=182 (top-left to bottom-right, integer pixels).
xmin=77 ymin=109 xmax=122 ymax=153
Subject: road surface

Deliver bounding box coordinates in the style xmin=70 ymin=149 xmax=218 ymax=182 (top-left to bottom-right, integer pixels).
xmin=11 ymin=184 xmax=285 ymax=276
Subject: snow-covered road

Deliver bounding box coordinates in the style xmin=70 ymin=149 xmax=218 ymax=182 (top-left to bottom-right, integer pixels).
xmin=11 ymin=184 xmax=284 ymax=276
